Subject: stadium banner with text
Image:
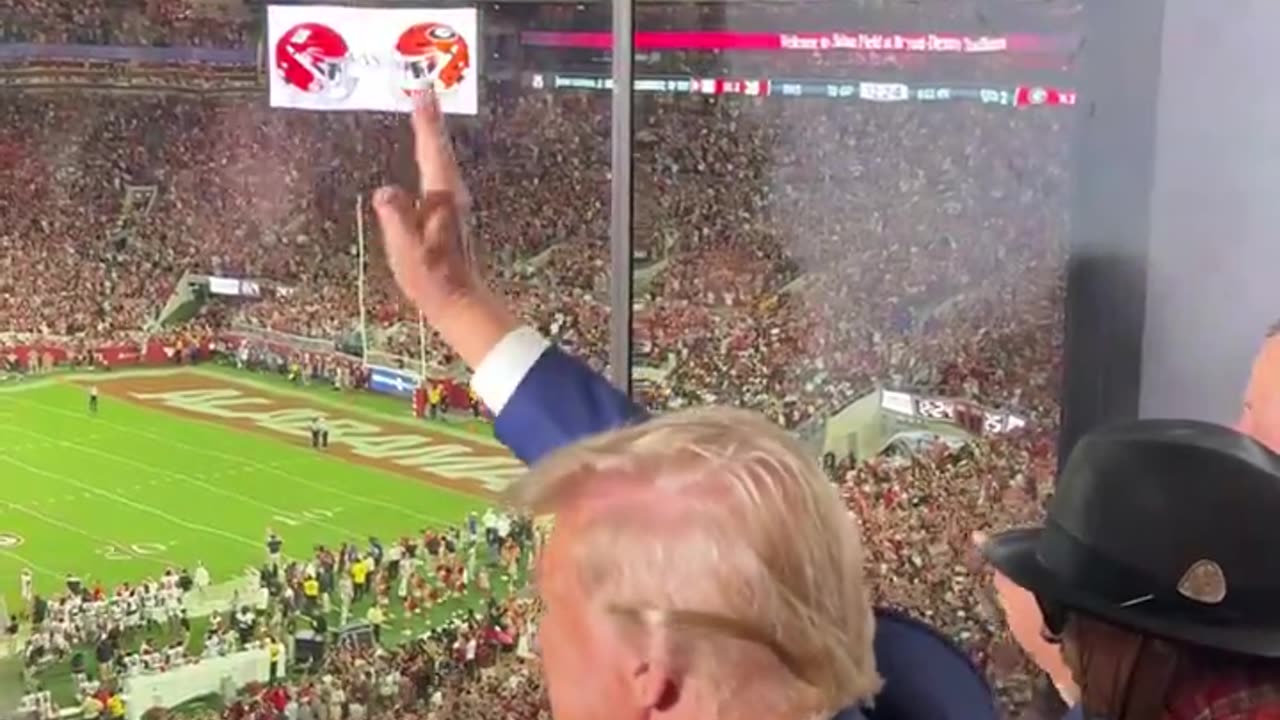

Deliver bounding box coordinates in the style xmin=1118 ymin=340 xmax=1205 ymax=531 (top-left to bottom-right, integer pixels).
xmin=266 ymin=4 xmax=478 ymax=115
xmin=366 ymin=364 xmax=421 ymax=398
xmin=519 ymin=30 xmax=1071 ymax=54
xmin=0 ymin=333 xmax=482 ymax=411
xmin=0 ymin=43 xmax=254 ymax=65
xmin=208 ymin=277 xmax=263 ymax=298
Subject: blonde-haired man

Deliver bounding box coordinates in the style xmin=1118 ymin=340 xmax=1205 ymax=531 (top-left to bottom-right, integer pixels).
xmin=371 ymin=92 xmax=998 ymax=720
xmin=515 ymin=406 xmax=880 ymax=720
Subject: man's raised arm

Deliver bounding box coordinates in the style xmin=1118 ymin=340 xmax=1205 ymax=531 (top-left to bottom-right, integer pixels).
xmin=372 ymin=92 xmax=643 ymax=464
xmin=371 ymin=92 xmax=999 ymax=720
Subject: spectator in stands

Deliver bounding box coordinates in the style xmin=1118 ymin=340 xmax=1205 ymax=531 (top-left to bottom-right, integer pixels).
xmin=986 ymin=322 xmax=1280 ymax=712
xmin=981 ymin=550 xmax=1080 ymax=709
xmin=983 ymin=420 xmax=1280 ymax=720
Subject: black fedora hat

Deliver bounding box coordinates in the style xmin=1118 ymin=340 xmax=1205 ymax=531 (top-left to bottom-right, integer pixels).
xmin=982 ymin=419 xmax=1280 ymax=657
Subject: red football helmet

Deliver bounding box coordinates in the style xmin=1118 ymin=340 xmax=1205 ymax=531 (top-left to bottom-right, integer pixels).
xmin=275 ymin=22 xmax=356 ymax=100
xmin=394 ymin=21 xmax=470 ymax=95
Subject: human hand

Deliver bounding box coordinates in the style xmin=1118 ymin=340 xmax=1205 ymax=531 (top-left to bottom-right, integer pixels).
xmin=373 ymin=91 xmax=478 ymax=324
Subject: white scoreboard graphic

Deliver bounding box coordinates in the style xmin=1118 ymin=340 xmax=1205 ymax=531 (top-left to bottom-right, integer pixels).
xmin=267 ymin=4 xmax=478 ymax=115
xmin=880 ymin=389 xmax=1029 ymax=436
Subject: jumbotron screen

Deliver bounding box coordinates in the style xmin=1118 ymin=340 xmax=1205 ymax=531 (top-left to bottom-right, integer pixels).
xmin=531 ymin=72 xmax=1074 ymax=108
xmin=266 ymin=4 xmax=479 ymax=115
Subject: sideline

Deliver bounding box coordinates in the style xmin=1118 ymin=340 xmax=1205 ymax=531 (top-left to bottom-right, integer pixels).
xmin=189 ymin=366 xmax=504 ymax=448
xmin=0 ymin=367 xmax=186 ymax=394
xmin=15 ymin=364 xmax=504 ymax=448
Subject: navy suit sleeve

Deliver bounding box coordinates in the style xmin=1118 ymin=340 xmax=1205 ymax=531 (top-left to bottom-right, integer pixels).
xmin=867 ymin=609 xmax=999 ymax=720
xmin=493 ymin=346 xmax=647 ymax=465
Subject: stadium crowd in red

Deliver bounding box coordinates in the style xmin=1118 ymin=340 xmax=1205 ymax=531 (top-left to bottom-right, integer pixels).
xmin=199 ymin=645 xmax=548 ymax=720
xmin=2 ymin=1 xmax=1075 ymax=717
xmin=0 ymin=0 xmax=252 ymax=48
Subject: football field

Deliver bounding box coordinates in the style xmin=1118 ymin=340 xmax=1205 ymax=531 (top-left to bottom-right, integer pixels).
xmin=0 ymin=367 xmax=518 ymax=609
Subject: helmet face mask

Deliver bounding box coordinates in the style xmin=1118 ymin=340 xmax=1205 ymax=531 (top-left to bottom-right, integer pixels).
xmin=275 ymin=22 xmax=357 ymax=102
xmin=285 ymin=46 xmax=355 ymax=100
xmin=320 ymin=58 xmax=344 ymax=83
xmin=400 ymin=57 xmax=442 ymax=90
xmin=393 ymin=22 xmax=470 ymax=97
xmin=312 ymin=56 xmax=356 ymax=100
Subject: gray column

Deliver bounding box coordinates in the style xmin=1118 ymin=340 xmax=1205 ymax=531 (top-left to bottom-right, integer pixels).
xmin=1137 ymin=0 xmax=1280 ymax=425
xmin=607 ymin=0 xmax=634 ymax=394
xmin=1058 ymin=0 xmax=1165 ymax=464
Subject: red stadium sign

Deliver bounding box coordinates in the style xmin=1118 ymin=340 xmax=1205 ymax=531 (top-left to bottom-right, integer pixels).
xmin=0 ymin=339 xmax=210 ymax=369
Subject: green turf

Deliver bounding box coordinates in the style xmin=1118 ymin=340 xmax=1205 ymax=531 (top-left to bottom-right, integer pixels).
xmin=0 ymin=367 xmax=531 ymax=707
xmin=0 ymin=371 xmax=496 ymax=607
xmin=21 ymin=553 xmax=532 ymax=706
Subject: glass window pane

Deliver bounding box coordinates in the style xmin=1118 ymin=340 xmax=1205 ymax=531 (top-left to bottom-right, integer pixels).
xmin=627 ymin=2 xmax=1079 ymax=714
xmin=0 ymin=3 xmax=606 ymax=693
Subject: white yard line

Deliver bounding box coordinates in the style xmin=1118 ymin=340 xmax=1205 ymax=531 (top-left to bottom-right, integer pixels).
xmin=0 ymin=367 xmax=189 ymax=394
xmin=246 ymin=455 xmax=455 ymax=527
xmin=0 ymin=454 xmax=261 ymax=551
xmin=5 ymin=502 xmax=174 ymax=567
xmin=0 ymin=422 xmax=368 ymax=540
xmin=0 ymin=378 xmax=59 ymax=393
xmin=12 ymin=394 xmax=455 ymax=527
xmin=0 ymin=548 xmax=65 ymax=579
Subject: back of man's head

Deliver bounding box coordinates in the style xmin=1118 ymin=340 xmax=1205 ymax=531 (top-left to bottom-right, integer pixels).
xmin=509 ymin=407 xmax=881 ymax=720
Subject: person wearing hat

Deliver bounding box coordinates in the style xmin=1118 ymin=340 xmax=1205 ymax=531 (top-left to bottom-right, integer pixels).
xmin=984 ymin=325 xmax=1280 ymax=713
xmin=982 ymin=419 xmax=1280 ymax=720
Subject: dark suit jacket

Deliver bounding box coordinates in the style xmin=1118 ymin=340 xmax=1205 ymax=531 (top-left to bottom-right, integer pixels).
xmin=492 ymin=346 xmax=1001 ymax=720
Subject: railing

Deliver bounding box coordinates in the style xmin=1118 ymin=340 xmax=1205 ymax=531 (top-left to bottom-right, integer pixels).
xmin=0 ymin=331 xmax=146 ymax=343
xmin=0 ymin=43 xmax=254 ymax=65
xmin=226 ymin=323 xmax=346 ymax=356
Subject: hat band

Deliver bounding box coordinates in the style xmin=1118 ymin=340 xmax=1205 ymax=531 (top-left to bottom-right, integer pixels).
xmin=1037 ymin=520 xmax=1279 ymax=623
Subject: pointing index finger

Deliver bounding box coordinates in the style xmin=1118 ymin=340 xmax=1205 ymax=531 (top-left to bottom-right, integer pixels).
xmin=411 ymin=92 xmax=462 ymax=199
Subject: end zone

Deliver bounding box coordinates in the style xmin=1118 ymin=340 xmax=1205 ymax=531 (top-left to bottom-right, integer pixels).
xmin=92 ymin=372 xmax=522 ymax=499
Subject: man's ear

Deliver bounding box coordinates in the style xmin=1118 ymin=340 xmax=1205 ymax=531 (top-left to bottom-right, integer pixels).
xmin=614 ymin=622 xmax=685 ymax=714
xmin=630 ymin=659 xmax=681 ymax=713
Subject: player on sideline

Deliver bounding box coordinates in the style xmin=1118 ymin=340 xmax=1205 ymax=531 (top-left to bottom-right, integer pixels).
xmin=266 ymin=529 xmax=283 ymax=571
xmin=88 ymin=385 xmax=99 ymax=414
xmin=427 ymin=382 xmax=442 ymax=420
xmin=20 ymin=567 xmax=33 ymax=606
xmin=310 ymin=416 xmax=329 ymax=449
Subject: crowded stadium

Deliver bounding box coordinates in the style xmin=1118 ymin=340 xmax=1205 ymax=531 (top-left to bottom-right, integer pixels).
xmin=11 ymin=2 xmax=1272 ymax=720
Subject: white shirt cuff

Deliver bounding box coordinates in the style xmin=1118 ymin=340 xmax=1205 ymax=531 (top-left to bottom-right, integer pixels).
xmin=470 ymin=326 xmax=550 ymax=414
